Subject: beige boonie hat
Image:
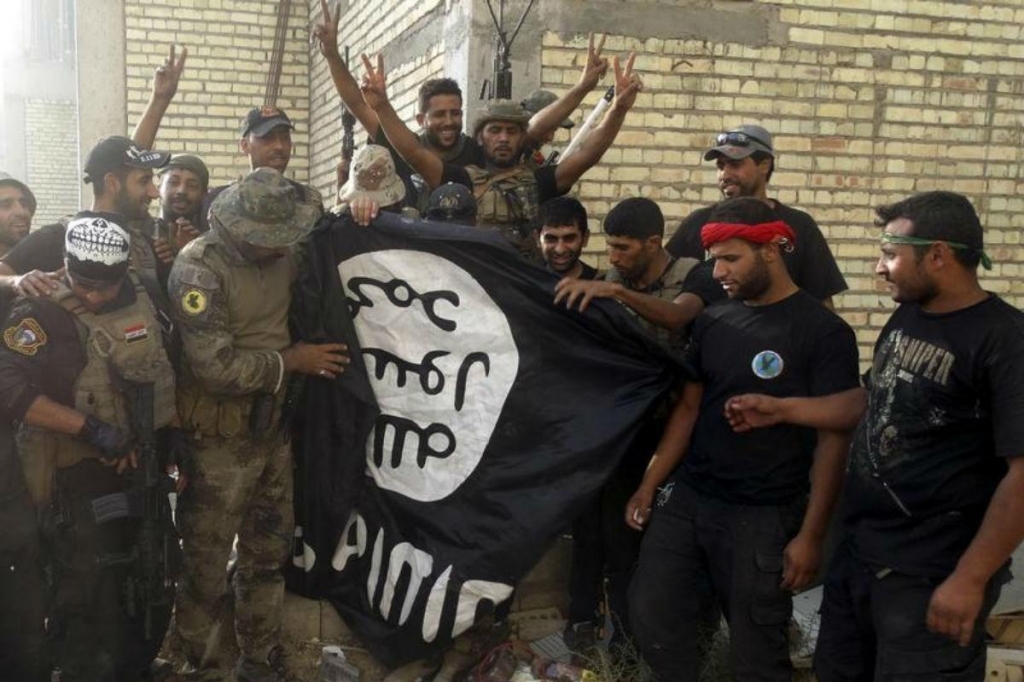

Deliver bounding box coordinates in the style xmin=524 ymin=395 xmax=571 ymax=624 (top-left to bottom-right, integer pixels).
xmin=211 ymin=167 xmax=319 ymax=248
xmin=338 ymin=144 xmax=406 ymax=207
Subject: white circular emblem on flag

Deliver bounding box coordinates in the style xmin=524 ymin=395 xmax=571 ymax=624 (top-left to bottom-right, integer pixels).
xmin=751 ymin=350 xmax=784 ymax=380
xmin=340 ymin=250 xmax=520 ymax=502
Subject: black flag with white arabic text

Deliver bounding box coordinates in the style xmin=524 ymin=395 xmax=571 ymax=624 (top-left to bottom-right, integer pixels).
xmin=287 ymin=212 xmax=680 ymax=666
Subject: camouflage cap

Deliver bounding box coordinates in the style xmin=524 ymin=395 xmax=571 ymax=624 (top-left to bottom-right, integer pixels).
xmin=472 ymin=99 xmax=532 ymax=137
xmin=210 ymin=167 xmax=318 ymax=248
xmin=520 ymin=90 xmax=574 ymax=129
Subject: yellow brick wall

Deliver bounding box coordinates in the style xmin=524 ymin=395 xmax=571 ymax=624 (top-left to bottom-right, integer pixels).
xmin=24 ymin=98 xmax=80 ymax=226
xmin=540 ymin=1 xmax=1024 ymax=362
xmin=306 ymin=0 xmax=446 ymax=202
xmin=124 ymin=0 xmax=312 ymax=190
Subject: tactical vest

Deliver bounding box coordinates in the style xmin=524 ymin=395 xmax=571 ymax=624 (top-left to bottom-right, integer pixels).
xmin=465 ymin=165 xmax=543 ymax=262
xmin=176 ymin=238 xmax=295 ymax=440
xmin=606 ymin=256 xmax=700 ymax=347
xmin=18 ymin=275 xmax=176 ymax=506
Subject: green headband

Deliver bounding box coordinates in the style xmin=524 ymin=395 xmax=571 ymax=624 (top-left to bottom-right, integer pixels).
xmin=881 ymin=233 xmax=993 ymax=270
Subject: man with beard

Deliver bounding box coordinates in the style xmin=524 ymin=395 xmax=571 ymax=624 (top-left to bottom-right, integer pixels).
xmin=666 ymin=125 xmax=847 ymax=305
xmin=310 ymin=0 xmax=609 ymax=211
xmin=536 ymin=197 xmax=597 ymax=280
xmin=156 ymin=154 xmax=207 ymax=254
xmin=198 ymin=107 xmax=324 ymax=232
xmin=552 ymin=197 xmax=700 ymax=652
xmin=359 ymin=52 xmax=642 ymax=261
xmin=626 ymin=196 xmax=859 ymax=682
xmin=555 ymin=197 xmax=704 ymax=346
xmin=0 ymin=136 xmax=170 ymax=297
xmin=0 ymin=173 xmax=35 ymax=258
xmin=727 ymin=192 xmax=1024 ymax=682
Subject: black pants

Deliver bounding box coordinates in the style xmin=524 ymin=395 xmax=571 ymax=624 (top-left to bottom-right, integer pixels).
xmin=629 ymin=482 xmax=804 ymax=682
xmin=567 ymin=418 xmax=660 ymax=646
xmin=814 ymin=540 xmax=1009 ymax=682
xmin=0 ymin=425 xmax=48 ymax=682
xmin=567 ymin=465 xmax=644 ymax=643
xmin=49 ymin=460 xmax=170 ymax=682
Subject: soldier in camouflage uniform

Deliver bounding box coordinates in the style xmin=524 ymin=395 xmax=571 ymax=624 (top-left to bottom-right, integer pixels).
xmin=0 ymin=215 xmax=187 ymax=681
xmin=170 ymin=168 xmax=348 ymax=682
xmin=357 ymin=51 xmax=644 ymax=262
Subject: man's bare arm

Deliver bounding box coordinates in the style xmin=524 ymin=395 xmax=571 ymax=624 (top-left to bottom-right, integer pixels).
xmin=553 ymin=278 xmax=703 ymax=333
xmin=554 ymin=53 xmax=641 ymax=193
xmin=782 ymin=429 xmax=849 ymax=591
xmin=360 ymin=54 xmax=444 ymax=188
xmin=724 ymin=388 xmax=867 ymax=433
xmin=526 ymin=33 xmax=607 ymax=144
xmin=132 ymin=44 xmax=188 ymax=149
xmin=927 ymin=457 xmax=1024 ymax=645
xmin=312 ymin=0 xmax=380 ymax=137
xmin=625 ymin=381 xmax=702 ymax=530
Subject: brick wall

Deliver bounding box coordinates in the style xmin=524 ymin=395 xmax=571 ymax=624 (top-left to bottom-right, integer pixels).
xmin=306 ymin=0 xmax=447 ymax=202
xmin=123 ymin=0 xmax=312 ymax=191
xmin=23 ymin=98 xmax=80 ymax=226
xmin=539 ymin=0 xmax=1024 ymax=361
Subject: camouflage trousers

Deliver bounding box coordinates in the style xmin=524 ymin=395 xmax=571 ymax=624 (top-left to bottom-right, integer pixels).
xmin=174 ymin=432 xmax=294 ymax=669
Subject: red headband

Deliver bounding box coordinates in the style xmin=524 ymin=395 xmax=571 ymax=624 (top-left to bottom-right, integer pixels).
xmin=700 ymin=220 xmax=796 ymax=249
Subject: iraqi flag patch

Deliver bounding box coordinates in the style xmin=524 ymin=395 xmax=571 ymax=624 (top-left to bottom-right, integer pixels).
xmin=123 ymin=322 xmax=149 ymax=344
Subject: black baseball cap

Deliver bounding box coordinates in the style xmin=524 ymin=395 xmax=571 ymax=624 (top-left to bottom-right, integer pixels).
xmin=241 ymin=106 xmax=294 ymax=137
xmin=83 ymin=136 xmax=170 ymax=185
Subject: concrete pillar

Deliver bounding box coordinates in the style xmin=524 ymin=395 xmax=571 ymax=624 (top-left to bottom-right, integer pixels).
xmin=75 ymin=0 xmax=126 ymax=208
xmin=463 ymin=0 xmax=543 ymax=132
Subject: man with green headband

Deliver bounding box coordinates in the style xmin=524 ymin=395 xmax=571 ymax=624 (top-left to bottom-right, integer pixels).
xmin=726 ymin=190 xmax=1024 ymax=681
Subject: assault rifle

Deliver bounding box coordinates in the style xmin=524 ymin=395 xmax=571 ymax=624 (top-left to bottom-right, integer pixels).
xmin=124 ymin=381 xmax=178 ymax=642
xmin=479 ymin=0 xmax=535 ymax=100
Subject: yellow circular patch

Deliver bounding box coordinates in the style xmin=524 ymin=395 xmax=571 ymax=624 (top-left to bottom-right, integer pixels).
xmin=181 ymin=288 xmax=208 ymax=316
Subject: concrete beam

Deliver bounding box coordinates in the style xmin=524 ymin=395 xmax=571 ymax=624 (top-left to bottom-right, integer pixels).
xmin=75 ymin=0 xmax=126 ymax=208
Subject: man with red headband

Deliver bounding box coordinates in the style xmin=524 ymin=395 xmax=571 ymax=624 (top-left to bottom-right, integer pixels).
xmin=626 ymin=196 xmax=860 ymax=681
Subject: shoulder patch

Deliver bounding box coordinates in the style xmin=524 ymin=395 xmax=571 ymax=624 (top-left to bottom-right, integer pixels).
xmin=180 ymin=288 xmax=209 ymax=316
xmin=4 ymin=318 xmax=48 ymax=356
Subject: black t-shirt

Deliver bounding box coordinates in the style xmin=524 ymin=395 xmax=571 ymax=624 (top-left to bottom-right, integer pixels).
xmin=680 ymin=260 xmax=726 ymax=307
xmin=3 ymin=220 xmax=75 ymax=274
xmin=676 ymin=289 xmax=860 ymax=505
xmin=666 ymin=201 xmax=848 ymax=301
xmin=1 ymin=210 xmax=170 ymax=285
xmin=842 ymin=295 xmax=1024 ymax=577
xmin=373 ymin=129 xmax=483 ymax=210
xmin=578 ymin=262 xmax=599 ymax=280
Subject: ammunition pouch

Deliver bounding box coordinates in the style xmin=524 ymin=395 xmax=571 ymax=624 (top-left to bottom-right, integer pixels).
xmin=178 ymin=384 xmax=285 ymax=441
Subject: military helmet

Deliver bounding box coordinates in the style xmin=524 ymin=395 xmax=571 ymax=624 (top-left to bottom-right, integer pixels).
xmin=210 ymin=167 xmax=318 ymax=248
xmin=424 ymin=183 xmax=478 ymax=225
xmin=472 ymin=99 xmax=532 ymax=137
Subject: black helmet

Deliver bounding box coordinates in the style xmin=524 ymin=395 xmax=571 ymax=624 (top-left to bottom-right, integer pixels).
xmin=424 ymin=183 xmax=478 ymax=226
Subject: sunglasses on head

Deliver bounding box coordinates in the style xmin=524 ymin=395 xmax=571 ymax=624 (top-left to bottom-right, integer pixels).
xmin=716 ymin=131 xmax=772 ymax=150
